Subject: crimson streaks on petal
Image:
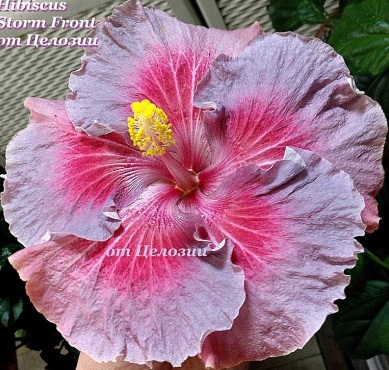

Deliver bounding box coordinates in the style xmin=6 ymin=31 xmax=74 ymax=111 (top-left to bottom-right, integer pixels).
xmin=2 ymin=98 xmax=170 ymax=246
xmin=9 ymin=183 xmax=245 ymax=366
xmin=195 ymin=148 xmax=365 ymax=368
xmin=194 ymin=33 xmax=387 ymax=231
xmin=66 ymin=0 xmax=261 ymax=171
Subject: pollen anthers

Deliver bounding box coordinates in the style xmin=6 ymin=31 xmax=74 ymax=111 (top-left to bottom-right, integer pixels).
xmin=127 ymin=99 xmax=175 ymax=156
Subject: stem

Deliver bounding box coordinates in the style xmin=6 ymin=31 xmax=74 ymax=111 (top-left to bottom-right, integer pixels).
xmin=364 ymin=247 xmax=389 ymax=270
xmin=315 ymin=9 xmax=339 ymax=39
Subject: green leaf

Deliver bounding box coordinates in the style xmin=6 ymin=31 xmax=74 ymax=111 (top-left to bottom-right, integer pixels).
xmin=0 ymin=243 xmax=22 ymax=271
xmin=354 ymin=70 xmax=389 ymax=124
xmin=13 ymin=297 xmax=23 ymax=324
xmin=333 ymin=280 xmax=389 ymax=358
xmin=339 ymin=0 xmax=364 ymax=12
xmin=0 ymin=296 xmax=23 ymax=328
xmin=0 ymin=298 xmax=11 ymax=327
xmin=328 ymin=0 xmax=389 ymax=76
xmin=365 ymin=69 xmax=389 ymax=117
xmin=268 ymin=0 xmax=326 ymax=32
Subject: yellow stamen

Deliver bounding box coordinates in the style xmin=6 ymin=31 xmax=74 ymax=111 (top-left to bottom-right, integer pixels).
xmin=127 ymin=99 xmax=175 ymax=157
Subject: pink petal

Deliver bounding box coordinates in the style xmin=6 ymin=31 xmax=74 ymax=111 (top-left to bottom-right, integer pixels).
xmin=66 ymin=0 xmax=262 ymax=171
xmin=194 ymin=33 xmax=387 ymax=231
xmin=2 ymin=98 xmax=169 ymax=246
xmin=192 ymin=148 xmax=365 ymax=368
xmin=9 ymin=182 xmax=245 ymax=366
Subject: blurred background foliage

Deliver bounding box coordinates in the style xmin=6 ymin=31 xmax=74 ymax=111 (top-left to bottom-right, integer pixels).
xmin=268 ymin=0 xmax=389 ymax=359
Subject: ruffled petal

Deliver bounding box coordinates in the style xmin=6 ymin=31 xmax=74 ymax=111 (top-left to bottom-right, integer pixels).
xmin=66 ymin=0 xmax=261 ymax=171
xmin=9 ymin=182 xmax=245 ymax=366
xmin=191 ymin=148 xmax=365 ymax=369
xmin=194 ymin=32 xmax=387 ymax=231
xmin=2 ymin=98 xmax=169 ymax=246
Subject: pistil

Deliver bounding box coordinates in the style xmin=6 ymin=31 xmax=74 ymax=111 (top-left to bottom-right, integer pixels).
xmin=127 ymin=99 xmax=198 ymax=193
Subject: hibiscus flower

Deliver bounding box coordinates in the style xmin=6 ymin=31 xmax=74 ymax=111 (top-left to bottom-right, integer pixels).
xmin=2 ymin=0 xmax=387 ymax=369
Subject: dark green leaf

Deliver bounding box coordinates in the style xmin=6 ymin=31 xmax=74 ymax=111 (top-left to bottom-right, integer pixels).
xmin=359 ymin=298 xmax=389 ymax=356
xmin=365 ymin=69 xmax=389 ymax=117
xmin=339 ymin=0 xmax=364 ymax=12
xmin=0 ymin=296 xmax=23 ymax=328
xmin=359 ymin=175 xmax=389 ymax=275
xmin=12 ymin=297 xmax=23 ymax=324
xmin=268 ymin=0 xmax=326 ymax=32
xmin=0 ymin=298 xmax=11 ymax=327
xmin=364 ymin=248 xmax=389 ymax=271
xmin=328 ymin=0 xmax=389 ymax=76
xmin=354 ymin=75 xmax=375 ymax=92
xmin=333 ymin=280 xmax=389 ymax=358
xmin=0 ymin=243 xmax=22 ymax=271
